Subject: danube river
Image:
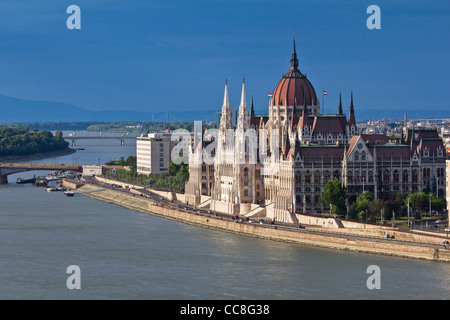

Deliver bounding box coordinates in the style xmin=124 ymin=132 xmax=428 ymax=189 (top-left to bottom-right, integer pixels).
xmin=1 ymin=132 xmax=450 ymax=299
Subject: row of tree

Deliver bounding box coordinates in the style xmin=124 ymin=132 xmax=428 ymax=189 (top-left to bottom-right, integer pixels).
xmin=0 ymin=127 xmax=69 ymax=156
xmin=104 ymin=157 xmax=189 ymax=192
xmin=86 ymin=122 xmax=215 ymax=133
xmin=319 ymin=178 xmax=447 ymax=223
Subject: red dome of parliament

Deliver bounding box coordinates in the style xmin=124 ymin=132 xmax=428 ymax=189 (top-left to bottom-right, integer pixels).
xmin=272 ymin=39 xmax=318 ymax=107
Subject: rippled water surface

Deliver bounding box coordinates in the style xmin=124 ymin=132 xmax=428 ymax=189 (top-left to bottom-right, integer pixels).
xmin=1 ymin=133 xmax=449 ymax=299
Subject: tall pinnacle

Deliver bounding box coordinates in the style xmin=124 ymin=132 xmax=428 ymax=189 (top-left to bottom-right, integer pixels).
xmin=290 ymin=31 xmax=299 ymax=71
xmin=220 ymin=80 xmax=232 ymax=130
xmin=338 ymin=92 xmax=343 ymax=115
xmin=237 ymin=79 xmax=249 ymax=130
xmin=348 ymin=91 xmax=356 ymax=127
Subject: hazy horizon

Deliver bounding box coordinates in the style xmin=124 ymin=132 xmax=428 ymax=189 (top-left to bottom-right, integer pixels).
xmin=0 ymin=1 xmax=448 ymax=118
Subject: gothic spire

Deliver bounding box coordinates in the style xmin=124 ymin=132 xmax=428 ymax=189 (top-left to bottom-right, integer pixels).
xmin=338 ymin=92 xmax=343 ymax=115
xmin=348 ymin=91 xmax=356 ymax=127
xmin=299 ymin=94 xmax=310 ymax=129
xmin=250 ymin=94 xmax=256 ymax=128
xmin=220 ymin=80 xmax=232 ymax=130
xmin=236 ymin=79 xmax=249 ymax=130
xmin=290 ymin=31 xmax=299 ymax=71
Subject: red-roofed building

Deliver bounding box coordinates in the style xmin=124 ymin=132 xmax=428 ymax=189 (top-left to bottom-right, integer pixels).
xmin=185 ymin=35 xmax=447 ymax=221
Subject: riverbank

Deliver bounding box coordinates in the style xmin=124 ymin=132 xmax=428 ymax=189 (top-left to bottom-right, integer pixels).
xmin=74 ymin=179 xmax=450 ymax=262
xmin=0 ymin=147 xmax=76 ymax=163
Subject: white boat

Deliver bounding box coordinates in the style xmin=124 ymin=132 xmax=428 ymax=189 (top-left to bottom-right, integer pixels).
xmin=64 ymin=191 xmax=75 ymax=197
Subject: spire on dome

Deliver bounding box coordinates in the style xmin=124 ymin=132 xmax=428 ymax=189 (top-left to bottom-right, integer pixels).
xmin=290 ymin=30 xmax=299 ymax=71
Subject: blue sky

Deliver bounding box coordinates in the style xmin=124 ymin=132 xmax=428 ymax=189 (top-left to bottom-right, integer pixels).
xmin=0 ymin=0 xmax=448 ymax=118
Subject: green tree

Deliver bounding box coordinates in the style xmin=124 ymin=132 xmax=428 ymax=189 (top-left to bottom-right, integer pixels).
xmin=319 ymin=178 xmax=347 ymax=217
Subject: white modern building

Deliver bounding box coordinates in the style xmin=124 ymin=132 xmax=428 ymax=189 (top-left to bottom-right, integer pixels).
xmin=137 ymin=132 xmax=194 ymax=175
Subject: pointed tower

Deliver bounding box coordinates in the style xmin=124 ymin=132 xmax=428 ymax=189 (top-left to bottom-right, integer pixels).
xmin=338 ymin=92 xmax=343 ymax=115
xmin=299 ymin=95 xmax=310 ymax=129
xmin=348 ymin=91 xmax=357 ymax=136
xmin=249 ymin=94 xmax=256 ymax=129
xmin=236 ymin=79 xmax=249 ymax=131
xmin=219 ymin=80 xmax=233 ymax=131
xmin=298 ymin=95 xmax=311 ymax=143
xmin=290 ymin=32 xmax=299 ymax=71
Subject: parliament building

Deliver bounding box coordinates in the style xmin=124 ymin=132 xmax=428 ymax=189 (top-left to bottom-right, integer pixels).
xmin=184 ymin=38 xmax=447 ymax=224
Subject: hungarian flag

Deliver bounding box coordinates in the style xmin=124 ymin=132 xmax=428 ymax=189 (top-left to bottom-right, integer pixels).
xmin=322 ymin=90 xmax=328 ymax=95
xmin=268 ymin=93 xmax=273 ymax=97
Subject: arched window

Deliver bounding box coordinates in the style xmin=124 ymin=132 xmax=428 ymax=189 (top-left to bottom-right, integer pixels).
xmin=393 ymin=170 xmax=399 ymax=182
xmin=412 ymin=170 xmax=418 ymax=182
xmin=314 ymin=171 xmax=321 ymax=184
xmin=383 ymin=169 xmax=390 ymax=182
xmin=324 ymin=171 xmax=331 ymax=183
xmin=368 ymin=171 xmax=373 ymax=183
xmin=295 ymin=172 xmax=302 ymax=184
xmin=348 ymin=171 xmax=353 ymax=183
xmin=354 ymin=171 xmax=360 ymax=183
xmin=402 ymin=170 xmax=408 ymax=182
xmin=305 ymin=171 xmax=311 ymax=183
xmin=361 ymin=151 xmax=366 ymax=161
xmin=354 ymin=152 xmax=359 ymax=161
xmin=334 ymin=170 xmax=340 ymax=181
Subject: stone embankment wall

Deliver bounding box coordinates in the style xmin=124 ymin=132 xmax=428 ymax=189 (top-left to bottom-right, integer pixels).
xmin=78 ymin=184 xmax=450 ymax=262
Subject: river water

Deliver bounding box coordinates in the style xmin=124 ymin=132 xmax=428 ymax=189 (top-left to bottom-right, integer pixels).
xmin=1 ymin=132 xmax=450 ymax=300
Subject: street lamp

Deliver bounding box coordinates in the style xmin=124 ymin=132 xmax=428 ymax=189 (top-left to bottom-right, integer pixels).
xmin=429 ymin=193 xmax=432 ymax=218
xmin=407 ymin=198 xmax=410 ymax=227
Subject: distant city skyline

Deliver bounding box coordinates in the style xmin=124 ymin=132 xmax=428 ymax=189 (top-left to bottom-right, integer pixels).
xmin=0 ymin=0 xmax=448 ymax=118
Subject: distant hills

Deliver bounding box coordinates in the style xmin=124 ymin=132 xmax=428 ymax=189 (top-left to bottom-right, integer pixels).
xmin=0 ymin=94 xmax=448 ymax=124
xmin=0 ymin=94 xmax=218 ymax=123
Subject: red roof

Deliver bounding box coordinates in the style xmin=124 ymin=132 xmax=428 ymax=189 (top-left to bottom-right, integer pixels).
xmin=418 ymin=138 xmax=445 ymax=157
xmin=310 ymin=115 xmax=347 ymax=135
xmin=361 ymin=133 xmax=390 ymax=144
xmin=272 ymin=69 xmax=317 ymax=107
xmin=374 ymin=145 xmax=411 ymax=160
xmin=298 ymin=145 xmax=345 ymax=162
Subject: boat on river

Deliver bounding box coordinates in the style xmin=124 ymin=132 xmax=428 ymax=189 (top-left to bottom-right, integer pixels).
xmin=16 ymin=176 xmax=36 ymax=184
xmin=64 ymin=191 xmax=75 ymax=197
xmin=35 ymin=177 xmax=48 ymax=187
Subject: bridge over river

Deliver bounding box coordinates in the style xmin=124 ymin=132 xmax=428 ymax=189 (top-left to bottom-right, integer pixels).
xmin=0 ymin=163 xmax=83 ymax=184
xmin=64 ymin=135 xmax=137 ymax=146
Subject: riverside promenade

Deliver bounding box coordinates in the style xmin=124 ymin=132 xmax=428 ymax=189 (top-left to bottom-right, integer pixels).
xmin=69 ymin=176 xmax=450 ymax=262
